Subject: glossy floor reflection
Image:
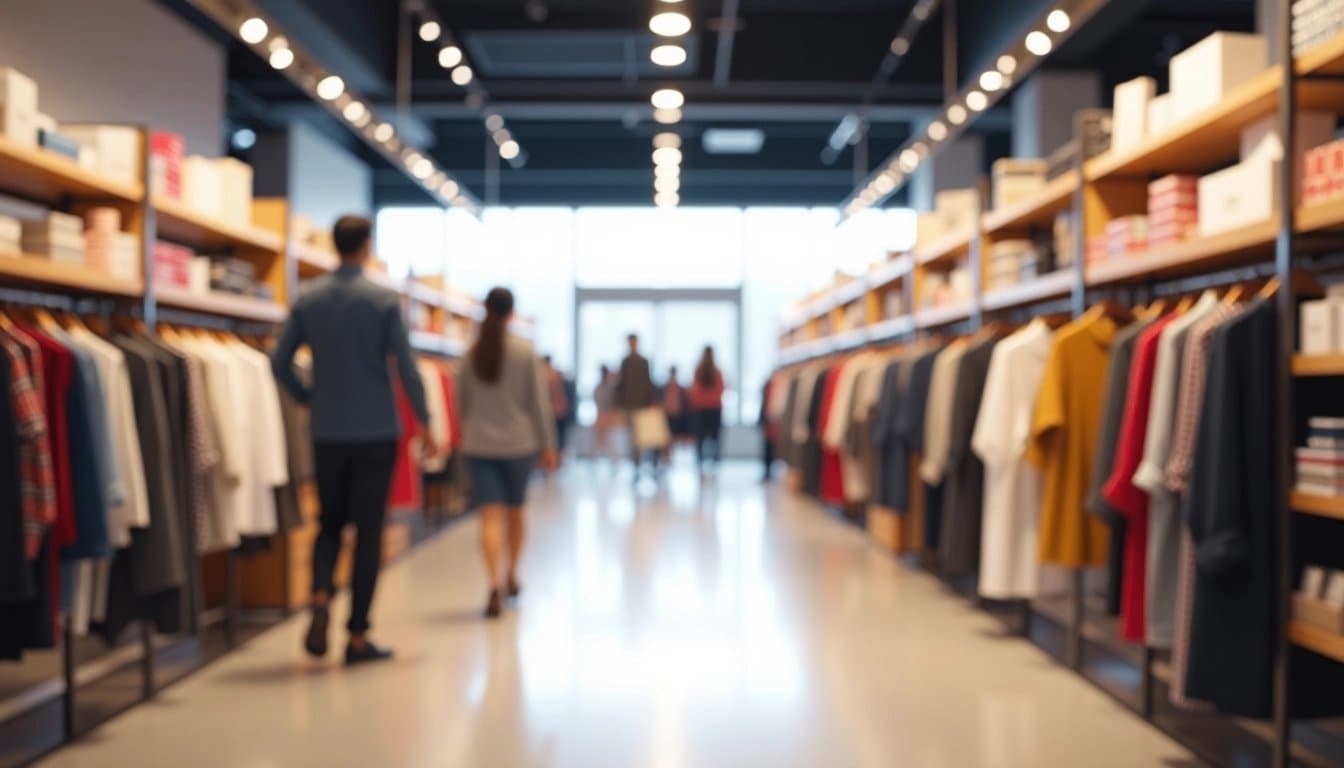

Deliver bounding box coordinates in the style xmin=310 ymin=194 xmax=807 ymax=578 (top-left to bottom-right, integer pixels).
xmin=40 ymin=461 xmax=1195 ymax=768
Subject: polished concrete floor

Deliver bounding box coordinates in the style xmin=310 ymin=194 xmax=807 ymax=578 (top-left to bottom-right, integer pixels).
xmin=41 ymin=461 xmax=1196 ymax=768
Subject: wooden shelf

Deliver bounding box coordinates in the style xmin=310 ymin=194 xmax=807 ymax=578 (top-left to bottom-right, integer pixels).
xmin=982 ymin=270 xmax=1075 ymax=312
xmin=409 ymin=330 xmax=465 ymax=358
xmin=1291 ymin=491 xmax=1344 ymax=522
xmin=868 ymin=254 xmax=914 ymax=289
xmin=831 ymin=327 xmax=869 ymax=352
xmin=155 ymin=285 xmax=287 ymax=323
xmin=446 ymin=295 xmax=484 ymax=321
xmin=0 ymin=133 xmax=142 ymax=204
xmin=1297 ymin=198 xmax=1344 ymax=236
xmin=1296 ymin=31 xmax=1344 ymax=77
xmin=915 ymin=228 xmax=974 ymax=268
xmin=867 ymin=315 xmax=915 ymax=342
xmin=292 ymin=242 xmax=339 ymax=275
xmin=830 ymin=278 xmax=868 ymax=308
xmin=1085 ymin=219 xmax=1279 ymax=286
xmin=153 ymin=196 xmax=284 ymax=253
xmin=405 ymin=282 xmax=449 ymax=310
xmin=1291 ymin=620 xmax=1344 ymax=664
xmin=0 ymin=252 xmax=143 ymax=297
xmin=914 ymin=300 xmax=973 ymax=329
xmin=1292 ymin=354 xmax=1344 ymax=377
xmin=982 ymin=171 xmax=1078 ymax=235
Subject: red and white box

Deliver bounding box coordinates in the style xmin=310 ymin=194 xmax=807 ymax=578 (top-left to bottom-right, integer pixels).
xmin=152 ymin=241 xmax=193 ymax=288
xmin=150 ymin=131 xmax=184 ymax=200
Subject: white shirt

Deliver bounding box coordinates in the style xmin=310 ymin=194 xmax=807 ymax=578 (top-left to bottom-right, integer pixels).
xmin=920 ymin=339 xmax=969 ymax=485
xmin=972 ymin=321 xmax=1053 ymax=599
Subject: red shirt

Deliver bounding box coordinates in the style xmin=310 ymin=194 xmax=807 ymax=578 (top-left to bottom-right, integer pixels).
xmin=687 ymin=372 xmax=725 ymax=410
xmin=818 ymin=364 xmax=846 ymax=505
xmin=388 ymin=370 xmax=422 ymax=511
xmin=19 ymin=327 xmax=75 ymax=551
xmin=1103 ymin=315 xmax=1176 ymax=643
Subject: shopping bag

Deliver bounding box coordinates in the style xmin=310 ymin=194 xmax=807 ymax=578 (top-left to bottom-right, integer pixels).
xmin=631 ymin=406 xmax=672 ymax=450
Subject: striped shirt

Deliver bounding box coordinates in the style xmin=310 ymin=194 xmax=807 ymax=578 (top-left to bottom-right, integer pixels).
xmin=1 ymin=334 xmax=56 ymax=557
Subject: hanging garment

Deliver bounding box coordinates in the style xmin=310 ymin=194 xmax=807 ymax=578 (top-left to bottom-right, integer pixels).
xmin=939 ymin=335 xmax=999 ymax=576
xmin=1103 ymin=314 xmax=1177 ymax=643
xmin=921 ymin=341 xmax=969 ymax=550
xmin=868 ymin=357 xmax=908 ymax=510
xmin=1135 ymin=292 xmax=1220 ymax=648
xmin=1028 ymin=307 xmax=1116 ymax=569
xmin=973 ymin=320 xmax=1052 ymax=599
xmin=800 ymin=367 xmax=829 ymax=497
xmin=0 ymin=348 xmax=30 ymax=604
xmin=1084 ymin=317 xmax=1152 ymax=615
xmin=1161 ymin=303 xmax=1239 ymax=709
xmin=817 ymin=364 xmax=847 ymax=505
xmin=895 ymin=347 xmax=940 ymax=515
xmin=388 ymin=370 xmax=424 ymax=510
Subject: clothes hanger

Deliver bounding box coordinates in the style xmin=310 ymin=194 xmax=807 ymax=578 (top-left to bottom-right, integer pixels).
xmin=1173 ymin=292 xmax=1196 ymax=314
xmin=1089 ymin=299 xmax=1133 ymax=324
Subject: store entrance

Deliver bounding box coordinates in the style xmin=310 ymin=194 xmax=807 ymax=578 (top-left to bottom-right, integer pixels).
xmin=573 ymin=287 xmax=752 ymax=457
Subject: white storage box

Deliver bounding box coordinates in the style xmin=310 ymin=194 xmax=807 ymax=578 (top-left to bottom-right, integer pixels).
xmin=215 ymin=157 xmax=254 ymax=228
xmin=0 ymin=215 xmax=20 ymax=246
xmin=1240 ymin=110 xmax=1337 ymax=168
xmin=1147 ymin=93 xmax=1175 ymax=139
xmin=109 ymin=232 xmax=139 ymax=281
xmin=1198 ymin=158 xmax=1279 ymax=238
xmin=22 ymin=212 xmax=83 ymax=239
xmin=992 ymin=159 xmax=1047 ymax=210
xmin=935 ymin=188 xmax=980 ymax=231
xmin=188 ymin=255 xmax=212 ymax=294
xmin=0 ymin=68 xmax=38 ymax=147
xmin=1113 ymin=77 xmax=1156 ymax=151
xmin=1169 ymin=32 xmax=1268 ymax=125
xmin=61 ymin=125 xmax=141 ymax=187
xmin=1301 ymin=299 xmax=1339 ymax=354
xmin=182 ymin=155 xmax=222 ymax=218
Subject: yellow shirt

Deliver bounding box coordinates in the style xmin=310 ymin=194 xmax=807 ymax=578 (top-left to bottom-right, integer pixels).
xmin=1027 ymin=307 xmax=1116 ymax=568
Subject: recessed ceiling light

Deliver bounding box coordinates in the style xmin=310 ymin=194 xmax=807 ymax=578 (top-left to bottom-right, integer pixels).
xmin=651 ymin=88 xmax=685 ymax=110
xmin=997 ymin=54 xmax=1018 ymax=75
xmin=654 ymin=164 xmax=680 ymax=179
xmin=928 ymin=120 xmax=947 ymax=141
xmin=373 ymin=122 xmax=394 ymax=143
xmin=653 ymin=132 xmax=682 ymax=149
xmin=499 ymin=140 xmax=520 ymax=160
xmin=342 ymin=101 xmax=367 ymax=123
xmin=419 ymin=21 xmax=441 ymax=42
xmin=948 ymin=104 xmax=967 ymax=125
xmin=649 ymin=11 xmax=692 ymax=37
xmin=485 ymin=114 xmax=504 ymax=132
xmin=239 ymin=17 xmax=268 ymax=44
xmin=875 ymin=175 xmax=895 ymax=194
xmin=899 ymin=148 xmax=919 ymax=171
xmin=413 ymin=158 xmax=434 ymax=178
xmin=655 ymin=190 xmax=680 ymax=207
xmin=493 ymin=129 xmax=512 ymax=145
xmin=441 ymin=179 xmax=460 ymax=198
xmin=890 ymin=37 xmax=910 ymax=56
xmin=655 ymin=176 xmax=680 ymax=193
xmin=1047 ymin=10 xmax=1071 ymax=33
xmin=966 ymin=90 xmax=988 ymax=111
xmin=451 ymin=65 xmax=473 ymax=86
xmin=651 ymin=44 xmax=688 ymax=67
xmin=438 ymin=45 xmax=463 ymax=69
xmin=1026 ymin=30 xmax=1053 ymax=56
xmin=316 ymin=75 xmax=345 ymax=100
xmin=653 ymin=108 xmax=683 ymax=124
xmin=980 ymin=70 xmax=1004 ymax=92
xmin=652 ymin=146 xmax=683 ymax=165
xmin=268 ymin=46 xmax=294 ymax=70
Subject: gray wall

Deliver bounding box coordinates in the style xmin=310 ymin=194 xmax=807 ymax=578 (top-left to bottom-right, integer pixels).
xmin=911 ymin=134 xmax=985 ymax=211
xmin=0 ymin=0 xmax=225 ymax=155
xmin=1012 ymin=71 xmax=1102 ymax=160
xmin=286 ymin=122 xmax=373 ymax=230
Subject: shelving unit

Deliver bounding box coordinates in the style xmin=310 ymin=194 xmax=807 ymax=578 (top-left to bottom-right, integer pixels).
xmin=1291 ymin=492 xmax=1344 ymax=522
xmin=154 ymin=284 xmax=287 ymax=323
xmin=0 ymin=133 xmax=142 ymax=203
xmin=1290 ymin=621 xmax=1344 ymax=665
xmin=1292 ymin=354 xmax=1344 ymax=377
xmin=983 ymin=270 xmax=1074 ymax=312
xmin=914 ymin=227 xmax=974 ymax=267
xmin=982 ymin=171 xmax=1078 ymax=234
xmin=0 ymin=252 xmax=143 ymax=297
xmin=292 ymin=241 xmax=339 ymax=275
xmin=914 ymin=300 xmax=973 ymax=329
xmin=1085 ymin=219 xmax=1279 ymax=286
xmin=153 ymin=195 xmax=285 ymax=253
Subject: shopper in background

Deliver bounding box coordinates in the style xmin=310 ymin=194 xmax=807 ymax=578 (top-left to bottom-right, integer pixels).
xmin=615 ymin=334 xmax=658 ymax=474
xmin=457 ymin=287 xmax=558 ymax=619
xmin=688 ymin=346 xmax=726 ymax=471
xmin=271 ymin=214 xmax=440 ymax=666
xmin=592 ymin=364 xmax=618 ymax=461
xmin=759 ymin=379 xmax=776 ymax=482
xmin=663 ymin=365 xmax=689 ymax=461
xmin=542 ymin=355 xmax=570 ymax=461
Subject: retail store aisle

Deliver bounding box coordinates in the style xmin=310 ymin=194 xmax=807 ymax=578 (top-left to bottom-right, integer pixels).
xmin=41 ymin=463 xmax=1193 ymax=768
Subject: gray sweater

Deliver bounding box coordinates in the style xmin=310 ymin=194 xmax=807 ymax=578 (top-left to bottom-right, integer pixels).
xmin=457 ymin=335 xmax=557 ymax=458
xmin=271 ymin=265 xmax=429 ymax=443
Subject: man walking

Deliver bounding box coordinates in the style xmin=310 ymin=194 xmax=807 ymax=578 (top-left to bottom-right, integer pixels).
xmin=615 ymin=334 xmax=657 ymax=474
xmin=271 ymin=215 xmax=438 ymax=666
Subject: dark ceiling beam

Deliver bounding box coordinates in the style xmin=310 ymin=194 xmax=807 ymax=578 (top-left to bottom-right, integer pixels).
xmin=378 ymin=167 xmax=858 ymax=186
xmin=370 ymin=101 xmax=946 ymax=124
xmin=713 ymin=0 xmax=742 ymax=88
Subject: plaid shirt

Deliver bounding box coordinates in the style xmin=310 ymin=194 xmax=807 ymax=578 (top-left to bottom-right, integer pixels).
xmin=1 ymin=334 xmax=56 ymax=558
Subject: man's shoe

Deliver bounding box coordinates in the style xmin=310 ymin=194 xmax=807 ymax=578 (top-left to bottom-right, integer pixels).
xmin=344 ymin=641 xmax=394 ymax=666
xmin=304 ymin=606 xmax=330 ymax=658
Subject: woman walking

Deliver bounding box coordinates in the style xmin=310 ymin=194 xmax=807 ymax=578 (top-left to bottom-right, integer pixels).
xmin=688 ymin=346 xmax=726 ymax=471
xmin=592 ymin=364 xmax=618 ymax=461
xmin=458 ymin=288 xmax=559 ymax=619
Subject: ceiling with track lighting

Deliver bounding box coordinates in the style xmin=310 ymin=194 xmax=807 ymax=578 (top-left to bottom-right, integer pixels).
xmin=165 ymin=0 xmax=1256 ymax=208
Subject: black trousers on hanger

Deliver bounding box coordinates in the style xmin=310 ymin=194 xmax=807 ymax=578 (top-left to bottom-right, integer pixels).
xmin=312 ymin=440 xmax=399 ymax=635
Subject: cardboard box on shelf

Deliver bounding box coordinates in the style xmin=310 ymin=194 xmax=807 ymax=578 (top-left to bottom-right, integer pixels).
xmin=1241 ymin=110 xmax=1335 ymax=169
xmin=153 ymin=241 xmax=193 ymax=289
xmin=1301 ymin=299 xmax=1340 ymax=354
xmin=991 ymin=158 xmax=1047 ymax=210
xmin=1168 ymin=32 xmax=1268 ymax=125
xmin=935 ymin=188 xmax=980 ymax=231
xmin=61 ymin=125 xmax=140 ymax=187
xmin=1198 ymin=158 xmax=1278 ymax=238
xmin=216 ymin=157 xmax=254 ymax=229
xmin=1112 ymin=76 xmax=1156 ymax=151
xmin=182 ymin=156 xmax=222 ymax=218
xmin=1146 ymin=93 xmax=1174 ymax=138
xmin=0 ymin=68 xmax=38 ymax=147
xmin=83 ymin=207 xmax=121 ymax=234
xmin=0 ymin=215 xmax=20 ymax=247
xmin=85 ymin=229 xmax=138 ymax=278
xmin=151 ymin=131 xmax=184 ymax=200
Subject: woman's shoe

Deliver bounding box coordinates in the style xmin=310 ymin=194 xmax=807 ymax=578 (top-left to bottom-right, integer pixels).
xmin=484 ymin=589 xmax=503 ymax=619
xmin=507 ymin=577 xmax=522 ymax=599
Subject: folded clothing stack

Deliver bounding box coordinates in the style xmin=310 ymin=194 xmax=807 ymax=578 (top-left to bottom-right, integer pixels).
xmin=22 ymin=211 xmax=85 ymax=264
xmin=1304 ymin=138 xmax=1344 ymax=207
xmin=1298 ymin=417 xmax=1344 ymax=496
xmin=0 ymin=214 xmax=20 ymax=256
xmin=1293 ymin=0 xmax=1344 ymax=58
xmin=83 ymin=207 xmax=138 ymax=280
xmin=210 ymin=256 xmax=257 ymax=295
xmin=1148 ymin=175 xmax=1199 ymax=248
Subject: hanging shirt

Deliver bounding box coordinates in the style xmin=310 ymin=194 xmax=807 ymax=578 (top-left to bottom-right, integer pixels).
xmin=940 ymin=334 xmax=999 ymax=576
xmin=973 ymin=320 xmax=1052 ymax=599
xmin=0 ymin=335 xmax=55 ymax=558
xmin=1028 ymin=307 xmax=1116 ymax=569
xmin=919 ymin=339 xmax=969 ymax=485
